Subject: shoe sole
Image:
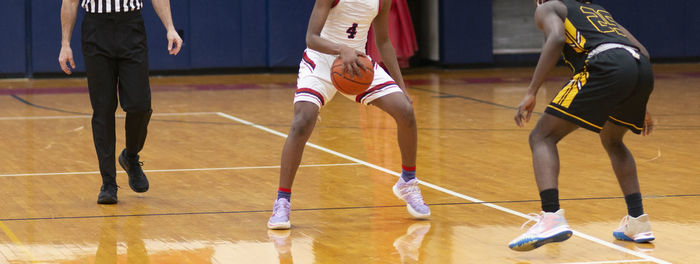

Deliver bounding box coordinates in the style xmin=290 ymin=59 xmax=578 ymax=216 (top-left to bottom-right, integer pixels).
xmin=509 ymin=230 xmax=573 ymax=251
xmin=613 ymin=231 xmax=655 ymax=243
xmin=393 ymin=184 xmax=430 ymax=219
xmin=267 ymin=221 xmax=291 ymax=230
xmin=97 ymin=198 xmax=118 ymax=204
xmin=119 ymin=153 xmax=149 ymax=193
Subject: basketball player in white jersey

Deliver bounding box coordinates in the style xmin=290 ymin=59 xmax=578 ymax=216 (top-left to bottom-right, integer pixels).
xmin=267 ymin=0 xmax=430 ymax=229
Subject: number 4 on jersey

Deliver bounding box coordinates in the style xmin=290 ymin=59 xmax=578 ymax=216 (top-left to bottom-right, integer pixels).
xmin=346 ymin=23 xmax=358 ymax=39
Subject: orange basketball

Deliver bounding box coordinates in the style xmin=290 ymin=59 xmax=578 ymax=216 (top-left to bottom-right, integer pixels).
xmin=331 ymin=56 xmax=374 ymax=95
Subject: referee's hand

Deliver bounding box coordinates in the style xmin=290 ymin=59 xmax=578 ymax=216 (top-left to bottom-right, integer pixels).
xmin=58 ymin=45 xmax=75 ymax=75
xmin=167 ymin=30 xmax=183 ymax=55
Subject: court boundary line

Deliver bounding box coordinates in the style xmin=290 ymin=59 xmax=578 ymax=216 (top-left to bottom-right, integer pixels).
xmin=215 ymin=111 xmax=670 ymax=264
xmin=557 ymin=260 xmax=651 ymax=264
xmin=0 ymin=163 xmax=361 ymax=177
xmin=0 ymin=111 xmax=219 ymax=121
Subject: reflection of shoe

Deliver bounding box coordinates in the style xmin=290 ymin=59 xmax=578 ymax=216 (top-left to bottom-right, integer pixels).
xmin=393 ymin=178 xmax=430 ymax=219
xmin=97 ymin=184 xmax=118 ymax=204
xmin=118 ymin=149 xmax=149 ymax=193
xmin=268 ymin=229 xmax=292 ymax=255
xmin=508 ymin=209 xmax=573 ymax=251
xmin=612 ymin=238 xmax=656 ymax=253
xmin=613 ymin=214 xmax=655 ymax=243
xmin=267 ymin=198 xmax=291 ymax=229
xmin=394 ymin=222 xmax=431 ymax=262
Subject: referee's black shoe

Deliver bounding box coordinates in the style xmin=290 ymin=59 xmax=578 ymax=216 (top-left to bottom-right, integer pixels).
xmin=119 ymin=149 xmax=150 ymax=193
xmin=97 ymin=184 xmax=118 ymax=204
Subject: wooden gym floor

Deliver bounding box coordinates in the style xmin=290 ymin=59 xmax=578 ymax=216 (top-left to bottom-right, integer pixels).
xmin=0 ymin=63 xmax=699 ymax=263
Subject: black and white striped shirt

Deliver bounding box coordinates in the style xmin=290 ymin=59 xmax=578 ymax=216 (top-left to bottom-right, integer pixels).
xmin=81 ymin=0 xmax=143 ymax=13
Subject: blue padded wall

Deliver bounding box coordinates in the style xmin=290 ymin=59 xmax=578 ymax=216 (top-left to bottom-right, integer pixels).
xmin=10 ymin=0 xmax=700 ymax=76
xmin=601 ymin=0 xmax=691 ymax=58
xmin=142 ymin=0 xmax=190 ymax=71
xmin=31 ymin=1 xmax=85 ymax=74
xmin=267 ymin=0 xmax=314 ymax=67
xmin=189 ymin=0 xmax=241 ymax=69
xmin=439 ymin=0 xmax=493 ymax=65
xmin=0 ymin=0 xmax=26 ymax=74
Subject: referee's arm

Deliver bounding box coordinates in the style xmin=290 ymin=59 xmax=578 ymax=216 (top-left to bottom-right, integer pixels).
xmin=59 ymin=0 xmax=79 ymax=75
xmin=151 ymin=0 xmax=183 ymax=55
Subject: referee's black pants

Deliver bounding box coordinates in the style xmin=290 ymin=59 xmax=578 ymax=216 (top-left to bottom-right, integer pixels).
xmin=82 ymin=11 xmax=152 ymax=186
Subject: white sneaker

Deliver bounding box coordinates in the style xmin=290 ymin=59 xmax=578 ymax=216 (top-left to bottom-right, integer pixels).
xmin=613 ymin=214 xmax=655 ymax=243
xmin=267 ymin=198 xmax=291 ymax=230
xmin=508 ymin=209 xmax=573 ymax=251
xmin=393 ymin=178 xmax=430 ymax=219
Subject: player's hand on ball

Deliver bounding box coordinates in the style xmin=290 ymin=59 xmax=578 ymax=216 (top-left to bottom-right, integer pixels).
xmin=515 ymin=94 xmax=536 ymax=127
xmin=339 ymin=45 xmax=366 ymax=77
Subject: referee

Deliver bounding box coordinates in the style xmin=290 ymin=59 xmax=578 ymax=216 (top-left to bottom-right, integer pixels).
xmin=58 ymin=0 xmax=182 ymax=204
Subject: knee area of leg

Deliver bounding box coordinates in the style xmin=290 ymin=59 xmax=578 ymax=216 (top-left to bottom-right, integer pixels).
xmin=395 ymin=105 xmax=416 ymax=124
xmin=122 ymin=101 xmax=152 ymax=114
xmin=601 ymin=136 xmax=624 ymax=149
xmin=528 ymin=130 xmax=544 ymax=145
xmin=291 ymin=115 xmax=315 ymax=134
xmin=124 ymin=108 xmax=152 ymax=118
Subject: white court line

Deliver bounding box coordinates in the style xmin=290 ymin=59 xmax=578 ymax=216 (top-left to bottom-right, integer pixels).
xmin=0 ymin=112 xmax=219 ymax=121
xmin=558 ymin=259 xmax=651 ymax=264
xmin=215 ymin=112 xmax=670 ymax=264
xmin=0 ymin=163 xmax=361 ymax=177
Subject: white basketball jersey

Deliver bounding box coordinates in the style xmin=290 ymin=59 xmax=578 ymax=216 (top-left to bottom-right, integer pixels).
xmin=320 ymin=0 xmax=380 ymax=52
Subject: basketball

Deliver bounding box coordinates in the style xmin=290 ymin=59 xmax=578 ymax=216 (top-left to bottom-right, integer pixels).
xmin=331 ymin=56 xmax=374 ymax=95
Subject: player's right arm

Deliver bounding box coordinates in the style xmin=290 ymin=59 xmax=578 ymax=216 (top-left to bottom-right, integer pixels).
xmin=59 ymin=0 xmax=79 ymax=75
xmin=305 ymin=0 xmax=366 ymax=76
xmin=514 ymin=1 xmax=567 ymax=127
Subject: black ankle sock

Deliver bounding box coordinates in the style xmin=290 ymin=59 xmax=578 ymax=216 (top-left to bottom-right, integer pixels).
xmin=540 ymin=188 xmax=560 ymax=213
xmin=624 ymin=193 xmax=644 ymax=217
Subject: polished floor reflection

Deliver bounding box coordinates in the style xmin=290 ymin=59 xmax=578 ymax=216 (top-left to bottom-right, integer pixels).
xmin=0 ymin=63 xmax=699 ymax=263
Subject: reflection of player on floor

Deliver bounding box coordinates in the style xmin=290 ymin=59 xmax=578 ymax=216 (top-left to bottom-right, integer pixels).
xmin=268 ymin=230 xmax=293 ymax=263
xmin=267 ymin=0 xmax=430 ymax=230
xmin=394 ymin=222 xmax=431 ymax=263
xmin=509 ymin=0 xmax=655 ymax=251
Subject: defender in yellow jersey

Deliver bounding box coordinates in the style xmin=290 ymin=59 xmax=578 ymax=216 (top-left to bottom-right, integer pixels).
xmin=510 ymin=0 xmax=655 ymax=251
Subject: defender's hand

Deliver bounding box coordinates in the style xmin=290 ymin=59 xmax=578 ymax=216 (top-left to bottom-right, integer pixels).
xmin=514 ymin=94 xmax=536 ymax=127
xmin=167 ymin=29 xmax=183 ymax=55
xmin=58 ymin=45 xmax=76 ymax=75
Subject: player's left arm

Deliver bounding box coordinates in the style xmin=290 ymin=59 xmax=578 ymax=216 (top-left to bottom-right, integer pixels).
xmin=372 ymin=0 xmax=408 ymax=93
xmin=515 ymin=1 xmax=567 ymax=127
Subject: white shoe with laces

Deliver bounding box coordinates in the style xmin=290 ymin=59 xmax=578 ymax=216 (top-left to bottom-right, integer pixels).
xmin=267 ymin=198 xmax=291 ymax=230
xmin=613 ymin=214 xmax=655 ymax=243
xmin=393 ymin=178 xmax=430 ymax=219
xmin=508 ymin=209 xmax=573 ymax=251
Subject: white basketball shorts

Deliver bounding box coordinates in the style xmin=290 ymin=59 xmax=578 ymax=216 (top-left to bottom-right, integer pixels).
xmin=294 ymin=48 xmax=403 ymax=108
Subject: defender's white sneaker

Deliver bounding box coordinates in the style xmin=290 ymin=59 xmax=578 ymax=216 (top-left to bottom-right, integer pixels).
xmin=508 ymin=209 xmax=573 ymax=251
xmin=613 ymin=214 xmax=655 ymax=243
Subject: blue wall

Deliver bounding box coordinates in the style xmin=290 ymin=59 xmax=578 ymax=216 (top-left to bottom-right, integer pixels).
xmin=439 ymin=0 xmax=493 ymax=65
xmin=0 ymin=0 xmax=28 ymax=75
xmin=600 ymin=0 xmax=700 ymax=59
xmin=2 ymin=0 xmax=699 ymax=75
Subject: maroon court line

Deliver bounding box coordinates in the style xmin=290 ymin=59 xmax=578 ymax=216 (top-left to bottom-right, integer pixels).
xmin=2 ymin=71 xmax=699 ymax=96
